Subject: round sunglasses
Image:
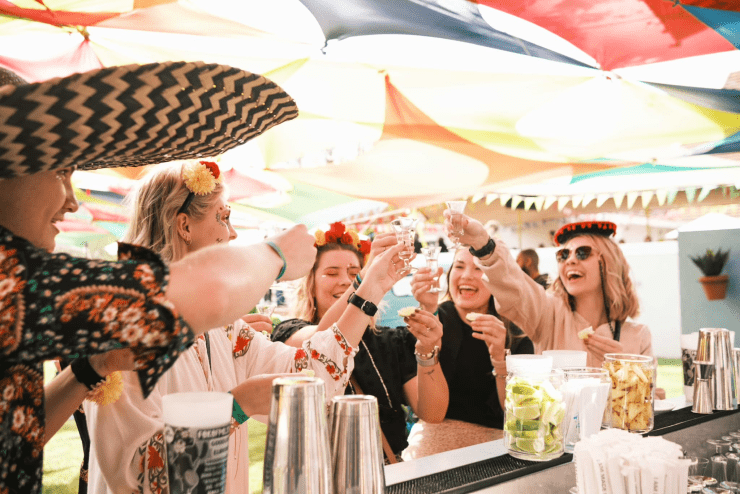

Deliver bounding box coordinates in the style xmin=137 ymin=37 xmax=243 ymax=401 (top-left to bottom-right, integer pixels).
xmin=555 ymin=245 xmax=595 ymax=263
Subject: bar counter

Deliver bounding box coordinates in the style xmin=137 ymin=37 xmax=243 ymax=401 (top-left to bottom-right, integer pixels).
xmin=384 ymin=397 xmax=740 ymax=493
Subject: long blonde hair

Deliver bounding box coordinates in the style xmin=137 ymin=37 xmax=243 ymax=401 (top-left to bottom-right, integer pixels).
xmin=293 ymin=243 xmax=363 ymax=324
xmin=549 ymin=234 xmax=640 ymax=322
xmin=123 ymin=162 xmax=226 ymax=263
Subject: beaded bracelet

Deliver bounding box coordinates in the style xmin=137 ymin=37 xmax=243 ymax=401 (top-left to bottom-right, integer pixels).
xmin=266 ymin=241 xmax=287 ymax=281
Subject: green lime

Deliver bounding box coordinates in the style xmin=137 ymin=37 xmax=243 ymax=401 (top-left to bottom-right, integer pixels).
xmin=510 ymin=384 xmax=536 ymax=396
xmin=504 ymin=418 xmax=541 ymax=434
xmin=513 ymin=405 xmax=541 ymax=420
xmin=515 ymin=437 xmax=545 ymax=454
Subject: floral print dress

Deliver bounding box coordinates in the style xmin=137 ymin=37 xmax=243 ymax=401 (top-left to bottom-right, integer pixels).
xmin=0 ymin=226 xmax=194 ymax=494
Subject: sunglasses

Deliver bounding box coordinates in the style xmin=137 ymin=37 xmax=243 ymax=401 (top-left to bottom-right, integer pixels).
xmin=555 ymin=245 xmax=594 ymax=263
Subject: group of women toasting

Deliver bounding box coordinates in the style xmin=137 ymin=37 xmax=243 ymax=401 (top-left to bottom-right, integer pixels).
xmin=0 ymin=60 xmax=654 ymax=494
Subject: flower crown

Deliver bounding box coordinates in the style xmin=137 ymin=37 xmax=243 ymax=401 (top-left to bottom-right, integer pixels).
xmin=315 ymin=222 xmax=371 ymax=260
xmin=178 ymin=160 xmax=222 ymax=214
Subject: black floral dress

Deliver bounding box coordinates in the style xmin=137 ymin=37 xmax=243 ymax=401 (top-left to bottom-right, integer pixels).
xmin=0 ymin=226 xmax=195 ymax=494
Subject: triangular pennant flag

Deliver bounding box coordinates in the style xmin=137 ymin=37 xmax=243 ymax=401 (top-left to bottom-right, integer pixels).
xmin=534 ymin=197 xmax=546 ymax=212
xmin=655 ymin=190 xmax=668 ymax=206
xmin=641 ymin=191 xmax=654 ymax=208
xmin=558 ymin=196 xmax=570 ymax=211
xmin=626 ymin=191 xmax=640 ymax=209
xmin=596 ymin=194 xmax=610 ymax=207
xmin=500 ymin=194 xmax=512 ymax=207
xmin=511 ymin=195 xmax=524 ymax=210
xmin=697 ymin=186 xmax=714 ymax=203
xmin=485 ymin=193 xmax=499 ymax=205
xmin=582 ymin=194 xmax=595 ymax=208
xmin=613 ymin=192 xmax=625 ymax=208
xmin=524 ymin=197 xmax=536 ymax=210
xmin=571 ymin=195 xmax=583 ymax=208
xmin=666 ymin=190 xmax=678 ymax=204
xmin=685 ymin=187 xmax=697 ymax=203
xmin=471 ymin=192 xmax=485 ymax=204
xmin=543 ymin=196 xmax=557 ymax=210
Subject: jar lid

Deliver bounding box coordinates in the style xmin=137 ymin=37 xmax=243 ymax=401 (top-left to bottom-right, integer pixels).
xmin=506 ymin=355 xmax=553 ymax=376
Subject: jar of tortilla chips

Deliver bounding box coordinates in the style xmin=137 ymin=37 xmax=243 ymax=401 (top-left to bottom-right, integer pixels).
xmin=602 ymin=353 xmax=656 ymax=433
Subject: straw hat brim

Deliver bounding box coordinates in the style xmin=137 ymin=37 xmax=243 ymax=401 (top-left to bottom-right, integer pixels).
xmin=0 ymin=61 xmax=298 ymax=178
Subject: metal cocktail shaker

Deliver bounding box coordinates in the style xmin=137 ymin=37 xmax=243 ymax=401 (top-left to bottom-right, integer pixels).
xmin=694 ymin=328 xmax=737 ymax=412
xmin=329 ymin=395 xmax=386 ymax=494
xmin=263 ymin=376 xmax=331 ymax=494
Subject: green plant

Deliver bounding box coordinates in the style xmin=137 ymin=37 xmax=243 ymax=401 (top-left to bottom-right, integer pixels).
xmin=690 ymin=248 xmax=730 ymax=277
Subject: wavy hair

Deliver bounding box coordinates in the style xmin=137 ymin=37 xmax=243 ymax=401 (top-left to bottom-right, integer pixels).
xmin=293 ymin=242 xmax=364 ymax=324
xmin=549 ymin=234 xmax=640 ymax=322
xmin=122 ymin=161 xmax=226 ymax=263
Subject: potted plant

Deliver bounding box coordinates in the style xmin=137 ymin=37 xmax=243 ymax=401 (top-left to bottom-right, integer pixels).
xmin=690 ymin=248 xmax=730 ymax=300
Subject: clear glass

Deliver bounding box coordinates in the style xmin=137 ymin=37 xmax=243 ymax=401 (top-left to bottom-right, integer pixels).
xmin=504 ymin=371 xmax=565 ymax=462
xmin=420 ymin=245 xmax=442 ymax=293
xmin=391 ymin=217 xmax=418 ymax=274
xmin=709 ymin=439 xmax=734 ymax=484
xmin=720 ymin=480 xmax=740 ymax=493
xmin=602 ymin=353 xmax=656 ymax=433
xmin=686 ymin=457 xmax=712 ymax=487
xmin=560 ymin=367 xmax=610 ymax=453
xmin=445 ymin=200 xmax=466 ymax=248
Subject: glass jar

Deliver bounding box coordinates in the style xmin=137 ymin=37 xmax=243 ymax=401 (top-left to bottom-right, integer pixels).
xmin=561 ymin=367 xmax=611 ymax=453
xmin=602 ymin=353 xmax=656 ymax=433
xmin=504 ymin=370 xmax=565 ymax=461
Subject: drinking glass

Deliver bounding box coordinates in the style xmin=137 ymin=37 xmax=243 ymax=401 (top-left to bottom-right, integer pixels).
xmin=391 ymin=217 xmax=418 ymax=274
xmin=709 ymin=439 xmax=733 ymax=484
xmin=445 ymin=200 xmax=466 ymax=248
xmin=420 ymin=245 xmax=442 ymax=293
xmin=687 ymin=457 xmax=712 ymax=487
xmin=720 ymin=481 xmax=740 ymax=492
xmin=560 ymin=367 xmax=610 ymax=453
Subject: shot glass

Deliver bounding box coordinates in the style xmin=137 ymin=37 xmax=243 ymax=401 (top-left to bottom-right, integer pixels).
xmin=420 ymin=245 xmax=442 ymax=293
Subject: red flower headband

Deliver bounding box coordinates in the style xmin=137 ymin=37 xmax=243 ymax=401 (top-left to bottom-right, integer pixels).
xmin=315 ymin=222 xmax=371 ymax=260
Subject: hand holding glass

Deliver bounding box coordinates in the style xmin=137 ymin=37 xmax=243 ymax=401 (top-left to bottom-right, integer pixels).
xmin=445 ymin=201 xmax=466 ymax=248
xmin=420 ymin=245 xmax=442 ymax=292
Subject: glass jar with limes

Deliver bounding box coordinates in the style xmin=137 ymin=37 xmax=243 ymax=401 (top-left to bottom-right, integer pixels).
xmin=504 ymin=371 xmax=566 ymax=461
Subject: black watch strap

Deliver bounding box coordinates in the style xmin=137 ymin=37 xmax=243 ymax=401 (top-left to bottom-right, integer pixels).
xmin=347 ymin=292 xmax=378 ymax=317
xmin=469 ymin=238 xmax=496 ymax=258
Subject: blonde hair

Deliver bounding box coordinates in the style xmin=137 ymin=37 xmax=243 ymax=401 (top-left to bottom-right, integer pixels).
xmin=293 ymin=243 xmax=363 ymax=324
xmin=123 ymin=161 xmax=226 ymax=263
xmin=549 ymin=234 xmax=640 ymax=322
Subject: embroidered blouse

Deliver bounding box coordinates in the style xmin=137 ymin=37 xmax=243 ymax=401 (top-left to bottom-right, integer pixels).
xmin=0 ymin=226 xmax=194 ymax=494
xmin=85 ymin=321 xmax=356 ymax=494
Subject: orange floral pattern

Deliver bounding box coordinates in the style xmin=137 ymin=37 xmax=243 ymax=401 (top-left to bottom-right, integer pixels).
xmin=0 ymin=227 xmax=194 ymax=494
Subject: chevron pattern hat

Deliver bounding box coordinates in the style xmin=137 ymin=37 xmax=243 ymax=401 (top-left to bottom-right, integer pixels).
xmin=0 ymin=61 xmax=298 ymax=178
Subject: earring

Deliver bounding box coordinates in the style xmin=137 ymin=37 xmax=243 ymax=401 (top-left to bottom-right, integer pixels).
xmin=183 ymin=237 xmax=191 ymax=246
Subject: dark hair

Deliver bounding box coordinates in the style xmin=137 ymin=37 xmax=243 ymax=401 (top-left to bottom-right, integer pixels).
xmin=519 ymin=249 xmax=539 ymax=268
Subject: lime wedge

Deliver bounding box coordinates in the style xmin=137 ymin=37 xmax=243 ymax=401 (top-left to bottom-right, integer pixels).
xmin=513 ymin=404 xmax=541 ymax=420
xmin=515 ymin=437 xmax=545 ymax=454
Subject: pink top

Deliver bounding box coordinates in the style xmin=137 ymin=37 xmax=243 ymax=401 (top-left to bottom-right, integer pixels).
xmin=477 ymin=240 xmax=653 ymax=368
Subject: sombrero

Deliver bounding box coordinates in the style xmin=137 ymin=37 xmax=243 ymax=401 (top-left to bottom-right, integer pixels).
xmin=0 ymin=61 xmax=298 ymax=178
xmin=553 ymin=221 xmax=617 ymax=246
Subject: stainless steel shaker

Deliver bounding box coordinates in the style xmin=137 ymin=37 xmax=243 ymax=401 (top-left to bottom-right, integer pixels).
xmin=263 ymin=376 xmax=332 ymax=494
xmin=694 ymin=328 xmax=737 ymax=412
xmin=330 ymin=395 xmax=386 ymax=494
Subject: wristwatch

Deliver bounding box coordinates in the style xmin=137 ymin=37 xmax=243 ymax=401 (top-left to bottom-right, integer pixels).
xmin=415 ymin=346 xmax=440 ymax=367
xmin=469 ymin=238 xmax=496 ymax=258
xmin=347 ymin=292 xmax=378 ymax=317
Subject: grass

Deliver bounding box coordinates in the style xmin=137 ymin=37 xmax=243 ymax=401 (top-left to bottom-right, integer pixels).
xmin=43 ymin=360 xmax=685 ymax=493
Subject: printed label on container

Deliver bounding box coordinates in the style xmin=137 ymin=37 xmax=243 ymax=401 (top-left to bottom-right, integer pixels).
xmin=164 ymin=424 xmax=230 ymax=494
